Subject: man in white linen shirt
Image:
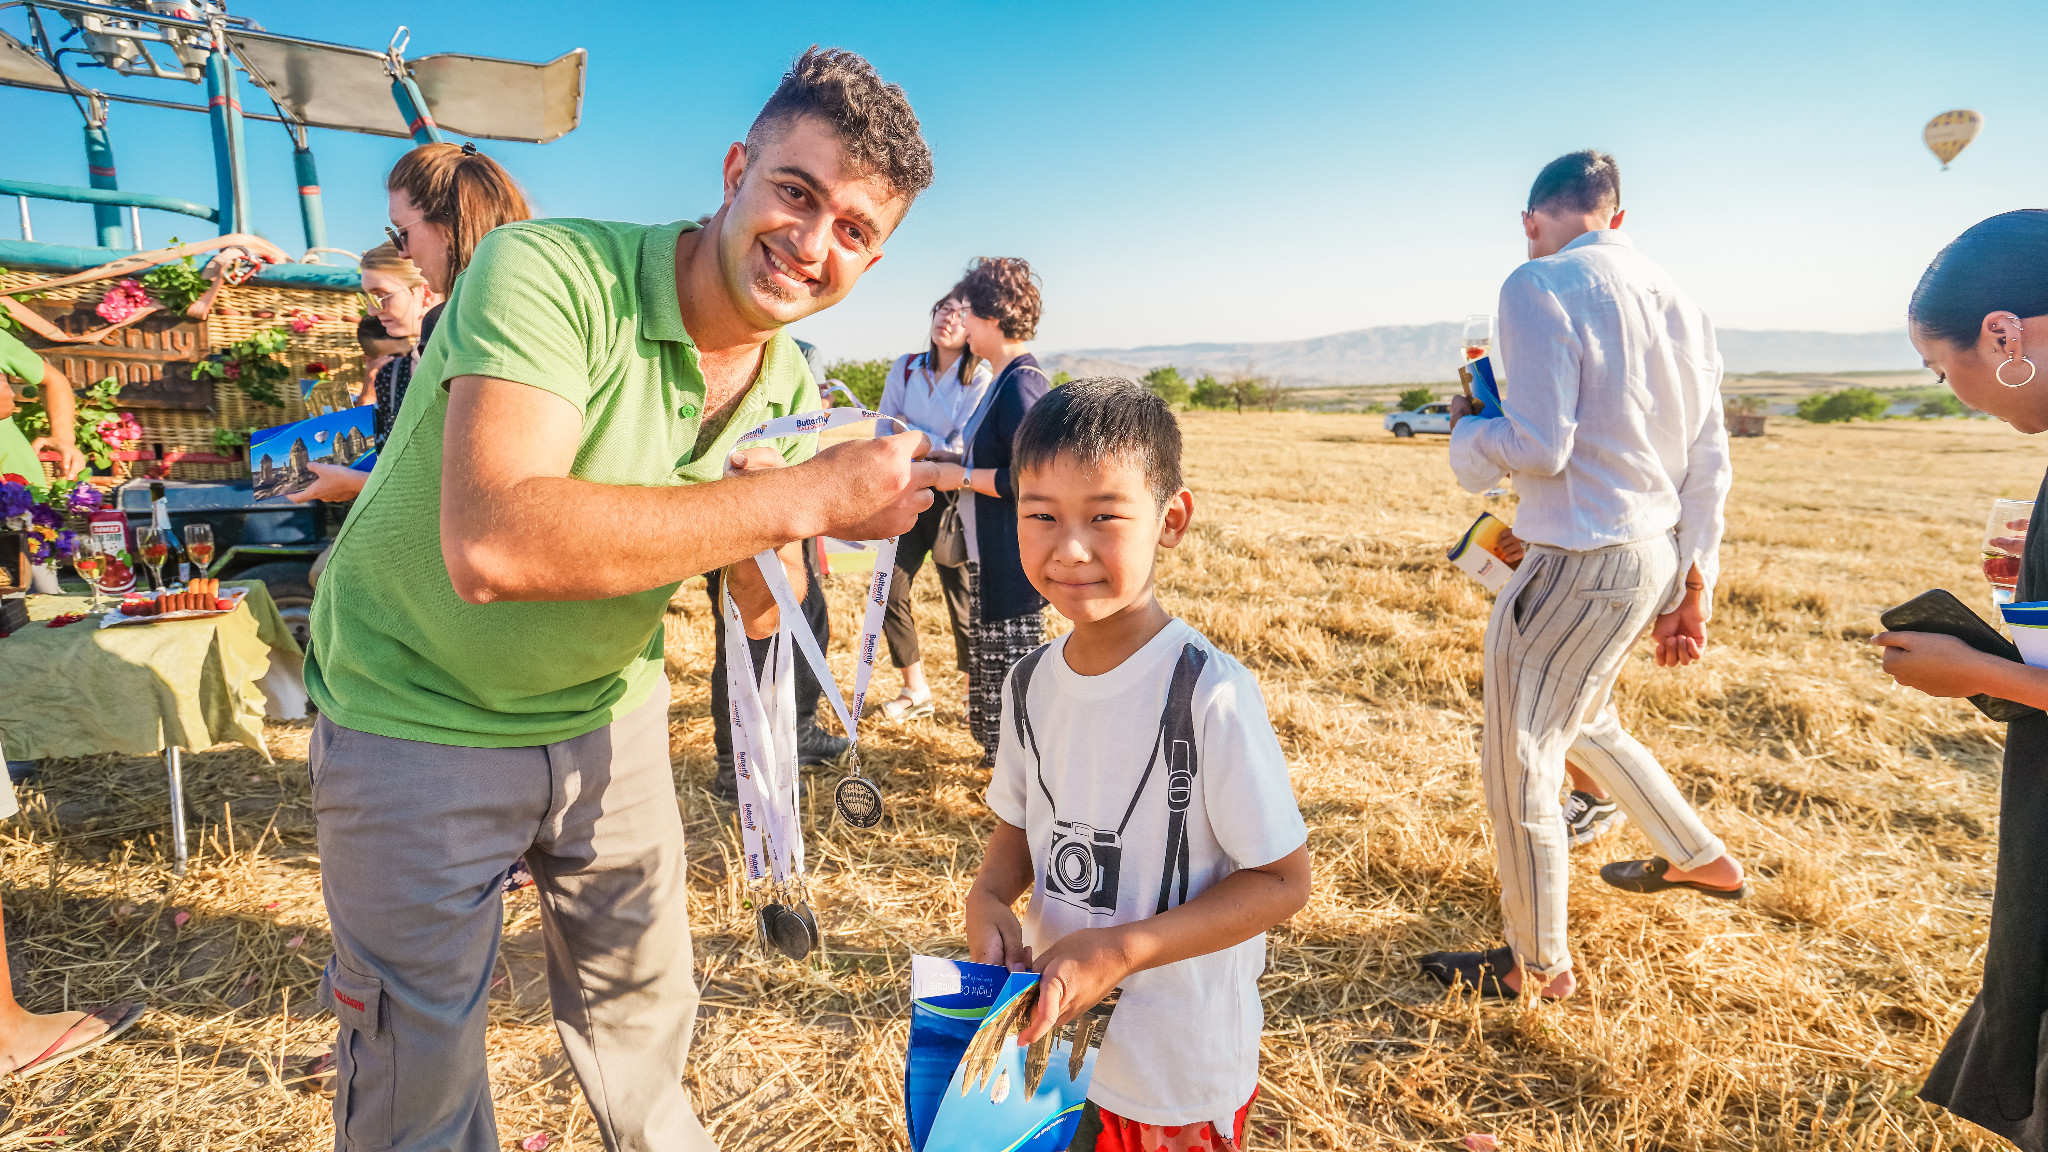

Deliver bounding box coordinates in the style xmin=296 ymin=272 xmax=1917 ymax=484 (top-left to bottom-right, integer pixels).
xmin=1419 ymin=150 xmax=1747 ymax=1001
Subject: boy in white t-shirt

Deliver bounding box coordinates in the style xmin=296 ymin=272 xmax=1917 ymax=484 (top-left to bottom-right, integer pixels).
xmin=964 ymin=377 xmax=1311 ymax=1152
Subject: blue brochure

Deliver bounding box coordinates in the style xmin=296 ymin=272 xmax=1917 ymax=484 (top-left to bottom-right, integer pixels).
xmin=906 ymin=955 xmax=1096 ymax=1152
xmin=249 ymin=405 xmax=376 ymax=501
xmin=1466 ymin=354 xmax=1504 ymax=418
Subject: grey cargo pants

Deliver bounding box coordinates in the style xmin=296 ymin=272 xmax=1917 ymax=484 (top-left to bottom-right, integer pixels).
xmin=311 ymin=686 xmax=716 ymax=1152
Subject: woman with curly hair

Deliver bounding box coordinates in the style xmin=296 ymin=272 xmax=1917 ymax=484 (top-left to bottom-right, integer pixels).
xmin=953 ymin=257 xmax=1051 ymax=765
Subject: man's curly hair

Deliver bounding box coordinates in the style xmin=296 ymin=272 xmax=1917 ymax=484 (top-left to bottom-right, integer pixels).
xmin=956 ymin=257 xmax=1042 ymax=341
xmin=746 ymin=47 xmax=934 ymax=206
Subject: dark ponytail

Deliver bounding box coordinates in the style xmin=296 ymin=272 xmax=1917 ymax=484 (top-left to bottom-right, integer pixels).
xmin=1910 ymin=209 xmax=2048 ymax=348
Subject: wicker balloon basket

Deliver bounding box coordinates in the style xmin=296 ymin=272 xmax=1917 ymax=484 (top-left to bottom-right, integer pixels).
xmin=3 ymin=266 xmax=365 ymax=485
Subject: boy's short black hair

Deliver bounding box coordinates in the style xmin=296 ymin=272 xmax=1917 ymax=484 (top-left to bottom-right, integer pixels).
xmin=1527 ymin=149 xmax=1620 ymax=216
xmin=1012 ymin=377 xmax=1183 ymax=506
xmin=355 ymin=315 xmax=406 ymax=352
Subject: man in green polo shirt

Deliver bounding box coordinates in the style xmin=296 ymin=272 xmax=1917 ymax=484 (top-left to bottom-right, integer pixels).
xmin=0 ymin=328 xmax=87 ymax=486
xmin=305 ymin=50 xmax=954 ymax=1152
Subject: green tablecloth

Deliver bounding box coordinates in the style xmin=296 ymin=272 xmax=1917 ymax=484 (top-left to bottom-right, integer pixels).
xmin=0 ymin=581 xmax=303 ymax=761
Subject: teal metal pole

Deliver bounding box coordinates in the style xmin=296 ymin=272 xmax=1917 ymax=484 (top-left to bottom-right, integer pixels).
xmin=292 ymin=144 xmax=326 ymax=253
xmin=389 ymin=73 xmax=444 ymax=145
xmin=204 ymin=47 xmax=249 ymax=235
xmin=82 ymin=123 xmax=123 ymax=249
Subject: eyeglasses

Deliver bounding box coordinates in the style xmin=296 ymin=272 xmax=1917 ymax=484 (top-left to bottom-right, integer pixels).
xmin=384 ymin=216 xmax=426 ymax=255
xmin=365 ymin=285 xmax=420 ymax=309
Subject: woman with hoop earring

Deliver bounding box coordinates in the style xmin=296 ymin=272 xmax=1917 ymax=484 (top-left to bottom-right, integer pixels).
xmin=1876 ymin=209 xmax=2048 ymax=1151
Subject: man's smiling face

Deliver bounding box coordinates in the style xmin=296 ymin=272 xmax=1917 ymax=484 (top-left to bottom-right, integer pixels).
xmin=715 ymin=115 xmax=907 ymax=329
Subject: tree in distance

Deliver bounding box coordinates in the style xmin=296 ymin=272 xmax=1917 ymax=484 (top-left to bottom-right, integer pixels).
xmin=1190 ymin=374 xmax=1233 ymax=410
xmin=1051 ymin=370 xmax=1074 ymax=388
xmin=1396 ymin=387 xmax=1436 ymax=412
xmin=1795 ymin=387 xmax=1888 ymax=424
xmin=1142 ymin=365 xmax=1190 ymax=408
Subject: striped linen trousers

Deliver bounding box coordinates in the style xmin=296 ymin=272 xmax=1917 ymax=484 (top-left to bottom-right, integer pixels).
xmin=1481 ymin=533 xmax=1727 ymax=979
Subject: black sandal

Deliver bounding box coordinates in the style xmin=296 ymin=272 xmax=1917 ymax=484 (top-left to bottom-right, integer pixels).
xmin=1418 ymin=945 xmax=1517 ymax=999
xmin=1600 ymin=857 xmax=1749 ymax=900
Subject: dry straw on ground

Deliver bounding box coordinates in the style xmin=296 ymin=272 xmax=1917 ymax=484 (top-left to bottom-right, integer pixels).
xmin=0 ymin=412 xmax=2035 ymax=1150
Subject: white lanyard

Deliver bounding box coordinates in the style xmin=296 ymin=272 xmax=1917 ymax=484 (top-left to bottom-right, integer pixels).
xmin=722 ymin=406 xmax=908 ymax=913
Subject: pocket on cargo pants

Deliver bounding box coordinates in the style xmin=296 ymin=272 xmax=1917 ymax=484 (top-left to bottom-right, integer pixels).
xmin=322 ymin=955 xmax=394 ymax=1150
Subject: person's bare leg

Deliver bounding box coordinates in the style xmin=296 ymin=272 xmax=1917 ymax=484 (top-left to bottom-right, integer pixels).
xmin=901 ymin=661 xmax=929 ymax=698
xmin=1565 ymin=760 xmax=1608 ymax=800
xmin=1500 ymin=964 xmax=1577 ymax=998
xmin=1660 ymin=853 xmax=1745 ymax=889
xmin=0 ymin=890 xmax=103 ymax=1071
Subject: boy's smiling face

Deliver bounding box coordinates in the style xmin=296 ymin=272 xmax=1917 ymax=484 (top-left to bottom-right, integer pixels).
xmin=1016 ymin=451 xmax=1193 ymax=626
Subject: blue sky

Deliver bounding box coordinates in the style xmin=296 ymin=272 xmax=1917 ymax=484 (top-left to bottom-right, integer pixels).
xmin=3 ymin=1 xmax=2035 ymax=362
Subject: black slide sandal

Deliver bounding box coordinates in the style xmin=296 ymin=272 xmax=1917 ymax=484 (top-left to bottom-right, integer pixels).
xmin=1600 ymin=857 xmax=1749 ymax=900
xmin=1418 ymin=945 xmax=1518 ymax=999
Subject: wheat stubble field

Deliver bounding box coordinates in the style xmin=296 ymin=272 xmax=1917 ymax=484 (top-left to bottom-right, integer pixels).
xmin=0 ymin=412 xmax=2040 ymax=1150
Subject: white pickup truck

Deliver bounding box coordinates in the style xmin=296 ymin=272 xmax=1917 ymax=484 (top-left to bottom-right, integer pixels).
xmin=1384 ymin=401 xmax=1453 ymax=438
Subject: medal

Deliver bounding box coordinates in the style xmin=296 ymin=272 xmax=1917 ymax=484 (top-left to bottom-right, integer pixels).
xmin=833 ymin=757 xmax=885 ymax=828
xmin=723 ymin=407 xmax=911 ymax=961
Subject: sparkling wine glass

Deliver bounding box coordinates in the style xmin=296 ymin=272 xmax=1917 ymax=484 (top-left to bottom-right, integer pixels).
xmin=184 ymin=523 xmax=214 ymax=578
xmin=71 ymin=534 xmax=105 ymax=614
xmin=1461 ymin=314 xmax=1494 ymax=362
xmin=1983 ymin=498 xmax=2033 ymax=607
xmin=138 ymin=528 xmax=168 ymax=593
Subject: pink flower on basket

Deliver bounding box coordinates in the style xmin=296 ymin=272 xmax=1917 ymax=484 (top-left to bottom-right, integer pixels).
xmin=94 ymin=279 xmax=152 ymax=323
xmin=289 ymin=311 xmax=324 ymax=335
xmin=520 ymin=1133 xmax=552 ymax=1151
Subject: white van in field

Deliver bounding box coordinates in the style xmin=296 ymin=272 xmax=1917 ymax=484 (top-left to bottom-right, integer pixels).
xmin=1384 ymin=401 xmax=1453 ymax=438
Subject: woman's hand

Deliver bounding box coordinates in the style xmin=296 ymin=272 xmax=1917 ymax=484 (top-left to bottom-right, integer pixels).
xmin=1015 ymin=927 xmax=1134 ymax=1046
xmin=1872 ymin=631 xmax=2006 ymax=698
xmin=285 ymin=462 xmax=370 ymax=504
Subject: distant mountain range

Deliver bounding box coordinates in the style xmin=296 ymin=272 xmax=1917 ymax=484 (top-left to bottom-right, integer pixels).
xmin=1041 ymin=323 xmax=1921 ymax=387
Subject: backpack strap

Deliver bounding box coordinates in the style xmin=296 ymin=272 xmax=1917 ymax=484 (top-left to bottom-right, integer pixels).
xmin=1008 ymin=643 xmax=1053 ymax=807
xmin=1153 ymin=644 xmax=1209 ymax=914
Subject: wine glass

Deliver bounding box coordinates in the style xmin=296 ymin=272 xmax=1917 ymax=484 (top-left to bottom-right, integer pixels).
xmin=1461 ymin=314 xmax=1494 ymax=362
xmin=184 ymin=523 xmax=214 ymax=579
xmin=1983 ymin=498 xmax=2033 ymax=607
xmin=137 ymin=528 xmax=168 ymax=592
xmin=71 ymin=534 xmax=105 ymax=614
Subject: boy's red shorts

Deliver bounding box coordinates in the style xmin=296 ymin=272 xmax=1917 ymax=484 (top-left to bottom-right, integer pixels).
xmin=1072 ymin=1088 xmax=1257 ymax=1152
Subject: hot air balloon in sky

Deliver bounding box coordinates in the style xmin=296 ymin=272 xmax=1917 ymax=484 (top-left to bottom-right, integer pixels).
xmin=1925 ymin=109 xmax=1983 ymax=170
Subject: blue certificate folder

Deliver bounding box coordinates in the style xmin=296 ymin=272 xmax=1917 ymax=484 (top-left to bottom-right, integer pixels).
xmin=248 ymin=405 xmax=377 ymax=501
xmin=1463 ymin=354 xmax=1504 ymax=418
xmin=907 ymin=955 xmax=1096 ymax=1152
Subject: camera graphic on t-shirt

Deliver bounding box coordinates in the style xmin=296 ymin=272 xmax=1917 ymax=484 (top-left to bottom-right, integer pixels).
xmin=1045 ymin=820 xmax=1122 ymax=915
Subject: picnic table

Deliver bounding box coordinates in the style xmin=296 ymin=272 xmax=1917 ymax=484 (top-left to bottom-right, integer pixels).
xmin=0 ymin=580 xmax=304 ymax=873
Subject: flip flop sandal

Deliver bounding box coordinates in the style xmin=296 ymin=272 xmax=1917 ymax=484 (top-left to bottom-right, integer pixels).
xmin=1600 ymin=857 xmax=1749 ymax=900
xmin=1418 ymin=945 xmax=1518 ymax=999
xmin=11 ymin=1001 xmax=145 ymax=1079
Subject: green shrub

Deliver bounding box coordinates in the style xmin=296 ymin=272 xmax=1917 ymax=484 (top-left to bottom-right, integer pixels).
xmin=1795 ymin=387 xmax=1888 ymax=424
xmin=824 ymin=358 xmax=891 ymax=408
xmin=1914 ymin=393 xmax=1966 ymax=419
xmin=1396 ymin=387 xmax=1436 ymax=412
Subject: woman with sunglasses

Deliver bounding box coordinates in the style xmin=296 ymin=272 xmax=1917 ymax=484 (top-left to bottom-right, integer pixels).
xmin=873 ymin=291 xmax=993 ymax=720
xmin=290 ymin=144 xmax=530 ymax=505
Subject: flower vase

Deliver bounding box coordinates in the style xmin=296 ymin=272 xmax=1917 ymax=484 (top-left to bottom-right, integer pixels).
xmin=28 ymin=563 xmax=61 ymax=594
